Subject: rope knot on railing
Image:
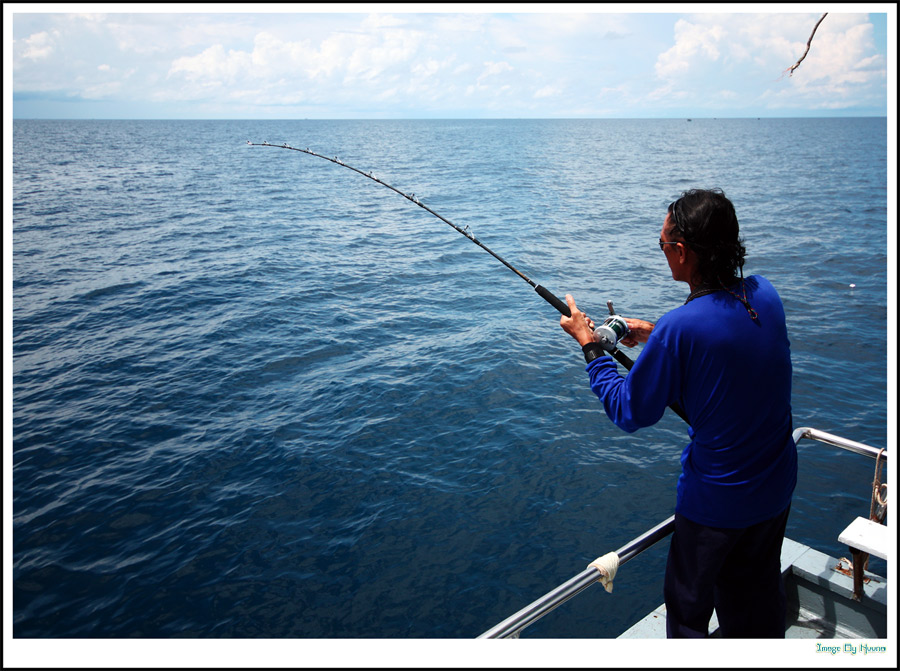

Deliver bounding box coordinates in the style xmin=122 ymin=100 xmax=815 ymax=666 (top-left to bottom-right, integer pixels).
xmin=870 ymin=448 xmax=887 ymax=524
xmin=588 ymin=552 xmax=620 ymax=593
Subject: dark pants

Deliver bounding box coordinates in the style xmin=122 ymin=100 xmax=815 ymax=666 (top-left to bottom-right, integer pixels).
xmin=664 ymin=505 xmax=791 ymax=638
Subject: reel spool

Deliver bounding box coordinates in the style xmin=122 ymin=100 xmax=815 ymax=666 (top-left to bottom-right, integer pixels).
xmin=593 ymin=301 xmax=630 ymax=352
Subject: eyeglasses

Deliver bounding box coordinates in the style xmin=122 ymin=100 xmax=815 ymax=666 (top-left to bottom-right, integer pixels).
xmin=659 ymin=239 xmax=681 ymax=251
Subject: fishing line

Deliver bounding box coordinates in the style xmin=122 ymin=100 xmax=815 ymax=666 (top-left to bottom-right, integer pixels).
xmin=249 ymin=143 xmax=577 ymax=307
xmin=247 ymin=140 xmax=689 ymax=423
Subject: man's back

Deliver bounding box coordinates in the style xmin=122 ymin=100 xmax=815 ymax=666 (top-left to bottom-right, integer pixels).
xmin=587 ymin=274 xmax=797 ymax=527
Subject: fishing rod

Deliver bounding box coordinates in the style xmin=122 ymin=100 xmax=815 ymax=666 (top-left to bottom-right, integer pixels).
xmin=247 ymin=141 xmax=689 ymax=423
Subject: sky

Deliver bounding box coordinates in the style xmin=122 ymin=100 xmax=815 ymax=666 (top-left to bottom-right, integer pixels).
xmin=4 ymin=3 xmax=895 ymax=119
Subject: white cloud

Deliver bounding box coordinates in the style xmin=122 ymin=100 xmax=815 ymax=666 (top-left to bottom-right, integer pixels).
xmin=792 ymin=21 xmax=885 ymax=83
xmin=11 ymin=11 xmax=887 ymax=118
xmin=166 ymin=22 xmax=427 ymax=92
xmin=665 ymin=13 xmax=880 ymax=82
xmin=479 ymin=61 xmax=513 ymax=80
xmin=655 ymin=19 xmax=724 ymax=78
xmin=534 ymin=85 xmax=560 ymax=99
xmin=19 ymin=31 xmax=57 ymax=60
xmin=650 ymin=13 xmax=886 ymax=113
xmin=81 ymin=80 xmax=123 ymax=99
xmin=342 ymin=26 xmax=426 ymax=84
xmin=169 ymin=43 xmax=251 ymax=84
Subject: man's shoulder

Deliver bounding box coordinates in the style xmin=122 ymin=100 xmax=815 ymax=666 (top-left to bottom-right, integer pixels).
xmin=653 ymin=302 xmax=696 ymax=336
xmin=745 ymin=274 xmax=783 ymax=303
xmin=746 ymin=274 xmax=779 ymax=291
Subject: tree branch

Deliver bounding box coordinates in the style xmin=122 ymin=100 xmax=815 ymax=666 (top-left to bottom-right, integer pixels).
xmin=785 ymin=13 xmax=828 ymax=76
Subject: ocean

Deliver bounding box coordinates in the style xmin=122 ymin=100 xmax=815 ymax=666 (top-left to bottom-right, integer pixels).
xmin=11 ymin=118 xmax=889 ymax=642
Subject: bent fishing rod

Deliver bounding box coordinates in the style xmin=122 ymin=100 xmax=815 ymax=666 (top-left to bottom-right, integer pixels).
xmin=247 ymin=141 xmax=689 ymax=423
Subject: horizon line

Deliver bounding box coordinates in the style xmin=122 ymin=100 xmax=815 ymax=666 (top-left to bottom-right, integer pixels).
xmin=11 ymin=114 xmax=889 ymax=121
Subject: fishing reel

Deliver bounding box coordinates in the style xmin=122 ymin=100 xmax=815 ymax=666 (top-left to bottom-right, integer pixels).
xmin=592 ymin=301 xmax=630 ymax=352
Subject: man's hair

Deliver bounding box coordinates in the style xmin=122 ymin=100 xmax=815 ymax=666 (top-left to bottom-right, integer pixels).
xmin=668 ymin=188 xmax=746 ymax=286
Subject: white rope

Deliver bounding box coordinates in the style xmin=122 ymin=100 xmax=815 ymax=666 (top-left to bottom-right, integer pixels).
xmin=588 ymin=552 xmax=620 ymax=593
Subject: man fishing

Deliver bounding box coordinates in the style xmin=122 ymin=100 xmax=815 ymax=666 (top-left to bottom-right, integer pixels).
xmin=560 ymin=188 xmax=797 ymax=638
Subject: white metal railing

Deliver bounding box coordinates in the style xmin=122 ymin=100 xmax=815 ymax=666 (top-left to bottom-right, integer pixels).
xmin=477 ymin=427 xmax=885 ymax=638
xmin=477 ymin=515 xmax=675 ymax=639
xmin=791 ymin=426 xmax=886 ymax=461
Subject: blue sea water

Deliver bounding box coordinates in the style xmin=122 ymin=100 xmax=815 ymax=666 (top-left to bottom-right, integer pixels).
xmin=11 ymin=118 xmax=889 ymax=640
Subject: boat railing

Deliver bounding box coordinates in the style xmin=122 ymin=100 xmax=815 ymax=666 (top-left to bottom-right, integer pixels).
xmin=791 ymin=426 xmax=886 ymax=461
xmin=477 ymin=426 xmax=885 ymax=639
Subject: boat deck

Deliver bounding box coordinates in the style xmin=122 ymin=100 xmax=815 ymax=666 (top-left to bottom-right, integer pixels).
xmin=618 ymin=537 xmax=888 ymax=639
xmin=479 ymin=429 xmax=887 ymax=640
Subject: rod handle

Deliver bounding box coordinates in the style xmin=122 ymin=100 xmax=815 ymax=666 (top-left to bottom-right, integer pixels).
xmin=610 ymin=348 xmax=634 ymax=370
xmin=535 ymin=284 xmax=571 ymax=317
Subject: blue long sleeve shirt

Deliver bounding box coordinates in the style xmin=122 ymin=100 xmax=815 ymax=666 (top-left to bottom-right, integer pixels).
xmin=586 ymin=275 xmax=797 ymax=528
